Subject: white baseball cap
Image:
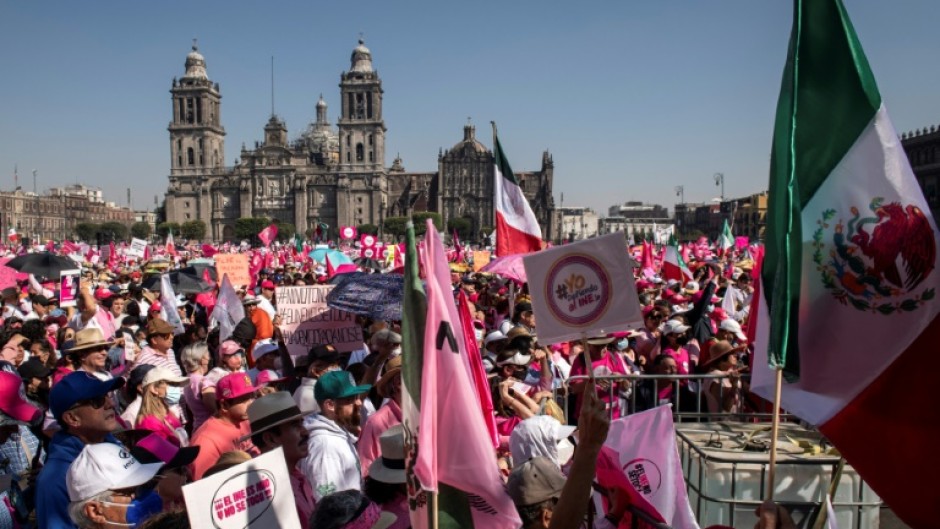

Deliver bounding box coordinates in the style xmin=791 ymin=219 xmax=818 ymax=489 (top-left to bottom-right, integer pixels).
xmin=719 ymin=319 xmax=747 ymax=342
xmin=141 ymin=366 xmax=189 ymax=387
xmin=662 ymin=320 xmax=691 ymax=335
xmin=509 ymin=416 xmax=577 ymax=468
xmin=66 ymin=443 xmax=163 ymax=502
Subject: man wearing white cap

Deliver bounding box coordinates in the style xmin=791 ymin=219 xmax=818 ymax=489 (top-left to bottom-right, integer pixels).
xmin=246 ymin=340 xmax=280 ymax=385
xmin=65 ymin=443 xmax=163 ymax=528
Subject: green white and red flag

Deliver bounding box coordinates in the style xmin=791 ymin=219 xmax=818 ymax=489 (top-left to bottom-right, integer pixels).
xmin=493 ymin=124 xmax=542 ymax=257
xmin=752 ymin=1 xmax=940 ymax=526
xmin=662 ymin=235 xmax=693 ymax=285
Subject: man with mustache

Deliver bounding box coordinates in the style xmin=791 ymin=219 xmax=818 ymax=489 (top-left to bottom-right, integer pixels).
xmin=301 ymin=370 xmax=371 ymax=501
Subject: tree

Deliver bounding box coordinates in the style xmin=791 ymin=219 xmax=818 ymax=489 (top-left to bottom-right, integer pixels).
xmin=413 ymin=212 xmax=443 ymax=235
xmin=181 ymin=220 xmax=207 ymax=241
xmin=130 ymin=222 xmax=152 ymax=240
xmin=235 ymin=217 xmax=270 ymax=241
xmin=98 ymin=222 xmax=128 ymax=242
xmin=74 ymin=223 xmax=99 ymax=242
xmin=275 ymin=223 xmax=296 ymax=242
xmin=382 ymin=217 xmax=409 ymax=239
xmin=447 ymin=217 xmax=473 ymax=240
xmin=156 ymin=222 xmax=182 ymax=238
xmin=357 ymin=223 xmax=379 ymax=236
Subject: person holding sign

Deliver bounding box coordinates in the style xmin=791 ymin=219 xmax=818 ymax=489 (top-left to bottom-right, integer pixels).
xmin=568 ymin=335 xmax=631 ymax=420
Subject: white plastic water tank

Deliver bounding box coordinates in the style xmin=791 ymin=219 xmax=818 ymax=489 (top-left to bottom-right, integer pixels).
xmin=676 ymin=422 xmax=881 ymax=529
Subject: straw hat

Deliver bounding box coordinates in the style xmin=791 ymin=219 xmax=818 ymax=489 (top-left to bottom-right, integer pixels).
xmin=65 ymin=328 xmax=114 ymax=354
xmin=375 ymin=356 xmax=402 ymax=398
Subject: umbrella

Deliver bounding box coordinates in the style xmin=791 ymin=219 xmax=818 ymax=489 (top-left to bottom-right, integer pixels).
xmin=3 ymin=252 xmax=78 ymax=279
xmin=142 ymin=270 xmax=214 ymax=294
xmin=309 ymin=248 xmax=352 ymax=265
xmin=326 ymin=272 xmax=404 ymax=321
xmin=480 ymin=254 xmax=527 ymax=283
xmin=354 ymin=257 xmax=384 ymax=271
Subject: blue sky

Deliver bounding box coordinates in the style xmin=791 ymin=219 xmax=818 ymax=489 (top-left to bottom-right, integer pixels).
xmin=1 ymin=1 xmax=938 ymax=216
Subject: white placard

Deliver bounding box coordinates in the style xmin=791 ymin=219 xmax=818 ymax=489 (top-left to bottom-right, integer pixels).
xmin=183 ymin=448 xmax=301 ymax=529
xmin=523 ymin=232 xmax=642 ymax=344
xmin=128 ymin=238 xmax=147 ymax=258
xmin=59 ymin=269 xmax=81 ymax=308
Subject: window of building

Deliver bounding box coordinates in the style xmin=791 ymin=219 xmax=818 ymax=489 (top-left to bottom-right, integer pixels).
xmin=369 ymin=151 xmax=373 ymax=162
xmin=368 ymin=134 xmax=373 ymax=146
xmin=357 ymin=208 xmax=362 ymax=215
xmin=346 ymin=152 xmax=350 ymax=162
xmin=357 ymin=197 xmax=362 ymax=203
xmin=184 ymin=201 xmax=190 ymax=208
xmin=188 ymin=148 xmax=195 ymax=166
xmin=185 ymin=213 xmax=191 ymax=219
xmin=356 ymin=143 xmax=364 ymax=161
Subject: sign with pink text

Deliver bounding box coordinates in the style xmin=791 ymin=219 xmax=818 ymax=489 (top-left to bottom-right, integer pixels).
xmin=183 ymin=448 xmax=300 ymax=529
xmin=523 ymin=232 xmax=642 ymax=344
xmin=59 ymin=269 xmax=81 ymax=308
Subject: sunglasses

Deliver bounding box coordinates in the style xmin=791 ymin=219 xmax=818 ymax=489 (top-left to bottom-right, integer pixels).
xmin=647 ymin=313 xmax=665 ymax=320
xmin=69 ymin=394 xmax=108 ymax=411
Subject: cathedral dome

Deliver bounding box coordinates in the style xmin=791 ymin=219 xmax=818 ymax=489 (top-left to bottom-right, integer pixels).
xmin=451 ymin=125 xmax=487 ymax=154
xmin=183 ymin=42 xmax=208 ymax=80
xmin=316 ymin=95 xmax=327 ymax=109
xmin=350 ymin=39 xmax=373 ymax=74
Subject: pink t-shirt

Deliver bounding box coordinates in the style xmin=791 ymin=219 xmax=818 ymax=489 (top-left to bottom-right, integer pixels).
xmin=663 ymin=347 xmax=691 ymax=375
xmin=358 ymin=400 xmax=402 ymax=478
xmin=189 ymin=417 xmax=257 ymax=479
xmin=183 ymin=373 xmax=216 ymax=431
xmin=569 ymin=350 xmax=628 ymax=419
xmin=138 ymin=412 xmax=184 ymax=446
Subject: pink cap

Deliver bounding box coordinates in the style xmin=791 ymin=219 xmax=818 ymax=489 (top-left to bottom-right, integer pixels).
xmin=93 ymin=288 xmax=112 ymax=301
xmin=149 ymin=302 xmax=161 ymax=313
xmin=216 ymin=372 xmax=258 ymax=401
xmin=256 ymin=370 xmax=288 ymax=386
xmin=219 ymin=340 xmax=243 ymax=357
xmin=260 ymin=280 xmax=276 ymax=290
xmin=0 ymin=372 xmax=41 ymax=424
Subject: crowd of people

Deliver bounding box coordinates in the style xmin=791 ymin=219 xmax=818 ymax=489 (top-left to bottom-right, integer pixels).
xmin=0 ymin=240 xmax=794 ymax=529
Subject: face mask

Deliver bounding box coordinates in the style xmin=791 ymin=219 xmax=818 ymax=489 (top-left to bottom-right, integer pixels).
xmin=474 ymin=329 xmax=485 ymax=342
xmin=164 ymin=386 xmax=183 ymax=405
xmin=391 ymin=346 xmax=402 ymax=357
xmin=616 ymin=339 xmax=629 ymax=350
xmin=676 ymin=335 xmax=690 ymax=346
xmin=100 ymin=488 xmax=163 ymax=527
xmin=706 ymin=304 xmax=715 ymax=313
xmin=273 ymin=357 xmax=283 ymax=371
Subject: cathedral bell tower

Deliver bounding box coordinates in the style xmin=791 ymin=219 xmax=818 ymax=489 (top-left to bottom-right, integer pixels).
xmin=338 ymin=40 xmax=385 ymax=172
xmin=169 ymin=42 xmax=225 ymax=176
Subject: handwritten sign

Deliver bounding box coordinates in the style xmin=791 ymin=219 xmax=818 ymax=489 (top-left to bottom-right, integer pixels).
xmin=183 ymin=448 xmax=300 ymax=529
xmin=215 ymin=254 xmax=251 ymax=289
xmin=128 ymin=238 xmax=148 ymax=259
xmin=276 ymin=286 xmax=363 ymax=356
xmin=59 ymin=269 xmax=81 ymax=308
xmin=523 ymin=232 xmax=642 ymax=344
xmin=472 ymin=250 xmax=491 ymax=272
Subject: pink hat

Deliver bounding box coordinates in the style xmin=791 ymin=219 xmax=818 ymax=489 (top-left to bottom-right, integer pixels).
xmin=0 ymin=372 xmax=41 ymax=425
xmin=216 ymin=373 xmax=258 ymax=401
xmin=219 ymin=340 xmax=244 ymax=357
xmin=93 ymin=288 xmax=112 ymax=301
xmin=260 ymin=280 xmax=276 ymax=290
xmin=692 ymin=291 xmax=721 ymax=304
xmin=256 ymin=370 xmax=289 ymax=386
xmin=149 ymin=302 xmax=161 ymax=313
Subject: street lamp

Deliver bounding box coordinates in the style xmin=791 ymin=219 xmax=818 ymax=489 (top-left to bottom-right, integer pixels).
xmin=675 ymin=185 xmax=684 ymax=204
xmin=713 ymin=172 xmax=725 ymax=202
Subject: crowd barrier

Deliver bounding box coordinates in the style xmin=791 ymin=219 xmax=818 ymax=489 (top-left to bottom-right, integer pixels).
xmin=557 ymin=373 xmax=795 ymax=423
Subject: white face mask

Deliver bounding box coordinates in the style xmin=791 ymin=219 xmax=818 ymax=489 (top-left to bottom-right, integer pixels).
xmin=391 ymin=346 xmax=402 ymax=357
xmin=164 ymin=385 xmax=183 ymax=405
xmin=474 ymin=328 xmax=485 ymax=342
xmin=706 ymin=304 xmax=715 ymax=313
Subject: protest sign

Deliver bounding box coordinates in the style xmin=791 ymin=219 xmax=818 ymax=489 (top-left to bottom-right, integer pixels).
xmin=215 ymin=253 xmax=251 ymax=288
xmin=59 ymin=269 xmax=81 ymax=308
xmin=276 ymin=285 xmax=363 ymax=356
xmin=183 ymin=448 xmax=301 ymax=529
xmin=128 ymin=238 xmax=147 ymax=258
xmin=472 ymin=250 xmax=491 ymax=271
xmin=523 ymin=232 xmax=642 ymax=344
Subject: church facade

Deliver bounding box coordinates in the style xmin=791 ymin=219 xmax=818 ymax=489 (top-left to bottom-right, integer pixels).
xmin=164 ymin=41 xmax=558 ymax=243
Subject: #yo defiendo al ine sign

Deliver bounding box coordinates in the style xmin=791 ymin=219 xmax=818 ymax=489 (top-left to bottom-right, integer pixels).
xmin=523 ymin=232 xmax=643 ymax=345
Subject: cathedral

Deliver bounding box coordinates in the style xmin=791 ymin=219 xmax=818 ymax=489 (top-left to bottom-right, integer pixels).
xmin=164 ymin=41 xmax=558 ymax=243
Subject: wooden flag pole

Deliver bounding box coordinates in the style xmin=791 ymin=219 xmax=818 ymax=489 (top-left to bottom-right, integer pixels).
xmin=430 ymin=490 xmax=439 ymax=529
xmin=766 ymin=367 xmax=784 ymax=501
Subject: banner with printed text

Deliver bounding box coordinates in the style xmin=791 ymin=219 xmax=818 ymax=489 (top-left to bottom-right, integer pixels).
xmin=59 ymin=269 xmax=81 ymax=308
xmin=183 ymin=447 xmax=300 ymax=529
xmin=523 ymin=232 xmax=642 ymax=344
xmin=275 ymin=285 xmax=363 ymax=357
xmin=127 ymin=238 xmax=148 ymax=259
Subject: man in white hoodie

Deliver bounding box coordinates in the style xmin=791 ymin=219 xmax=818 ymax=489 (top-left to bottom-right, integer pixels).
xmin=301 ymin=369 xmax=371 ymax=500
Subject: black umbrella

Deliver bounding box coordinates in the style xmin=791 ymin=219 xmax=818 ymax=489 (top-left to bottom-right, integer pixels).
xmin=326 ymin=272 xmax=404 ymax=321
xmin=3 ymin=252 xmax=78 ymax=279
xmin=354 ymin=257 xmax=384 ymax=271
xmin=141 ymin=270 xmax=214 ymax=294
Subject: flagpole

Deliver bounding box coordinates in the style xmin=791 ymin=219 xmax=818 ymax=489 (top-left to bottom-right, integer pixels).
xmin=430 ymin=490 xmax=439 ymax=529
xmin=766 ymin=367 xmax=783 ymax=501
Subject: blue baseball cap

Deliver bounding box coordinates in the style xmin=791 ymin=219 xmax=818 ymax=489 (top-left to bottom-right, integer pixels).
xmin=314 ymin=370 xmax=371 ymax=403
xmin=50 ymin=372 xmax=125 ymax=422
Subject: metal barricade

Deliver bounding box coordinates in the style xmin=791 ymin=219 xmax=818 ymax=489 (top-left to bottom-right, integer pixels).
xmin=558 ymin=373 xmax=794 ymax=423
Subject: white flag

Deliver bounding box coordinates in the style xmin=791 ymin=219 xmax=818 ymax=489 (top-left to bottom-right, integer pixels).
xmin=604 ymin=406 xmax=700 ymax=529
xmin=160 ymin=274 xmax=185 ymax=335
xmin=211 ymin=274 xmax=245 ymax=342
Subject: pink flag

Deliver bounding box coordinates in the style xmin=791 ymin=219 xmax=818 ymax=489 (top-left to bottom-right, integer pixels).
xmin=456 ymin=290 xmax=499 ymax=449
xmin=734 ymin=236 xmax=749 ymax=251
xmin=595 ymin=446 xmax=667 ymax=529
xmin=413 ymin=220 xmax=520 ymax=529
xmin=604 ymin=406 xmax=701 ymax=529
xmin=201 ymin=243 xmax=218 ymax=257
xmin=258 ymin=224 xmax=278 ymax=247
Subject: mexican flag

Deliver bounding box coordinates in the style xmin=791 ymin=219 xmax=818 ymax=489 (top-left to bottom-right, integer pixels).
xmin=751 ymin=1 xmax=940 ymax=527
xmin=402 ymin=220 xmax=520 ymax=529
xmin=717 ymin=219 xmax=734 ymax=252
xmin=7 ymin=228 xmax=17 ymax=243
xmin=662 ymin=235 xmax=693 ymax=285
xmin=165 ymin=229 xmax=177 ymax=256
xmin=493 ymin=124 xmax=542 ymax=257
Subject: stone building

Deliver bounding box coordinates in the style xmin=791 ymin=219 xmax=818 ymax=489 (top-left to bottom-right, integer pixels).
xmin=164 ymin=41 xmax=557 ymax=243
xmin=0 ymin=185 xmax=135 ymax=242
xmin=674 ymin=191 xmax=767 ymax=242
xmin=901 ymin=125 xmax=940 ymax=221
xmin=558 ymin=207 xmax=598 ymax=241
